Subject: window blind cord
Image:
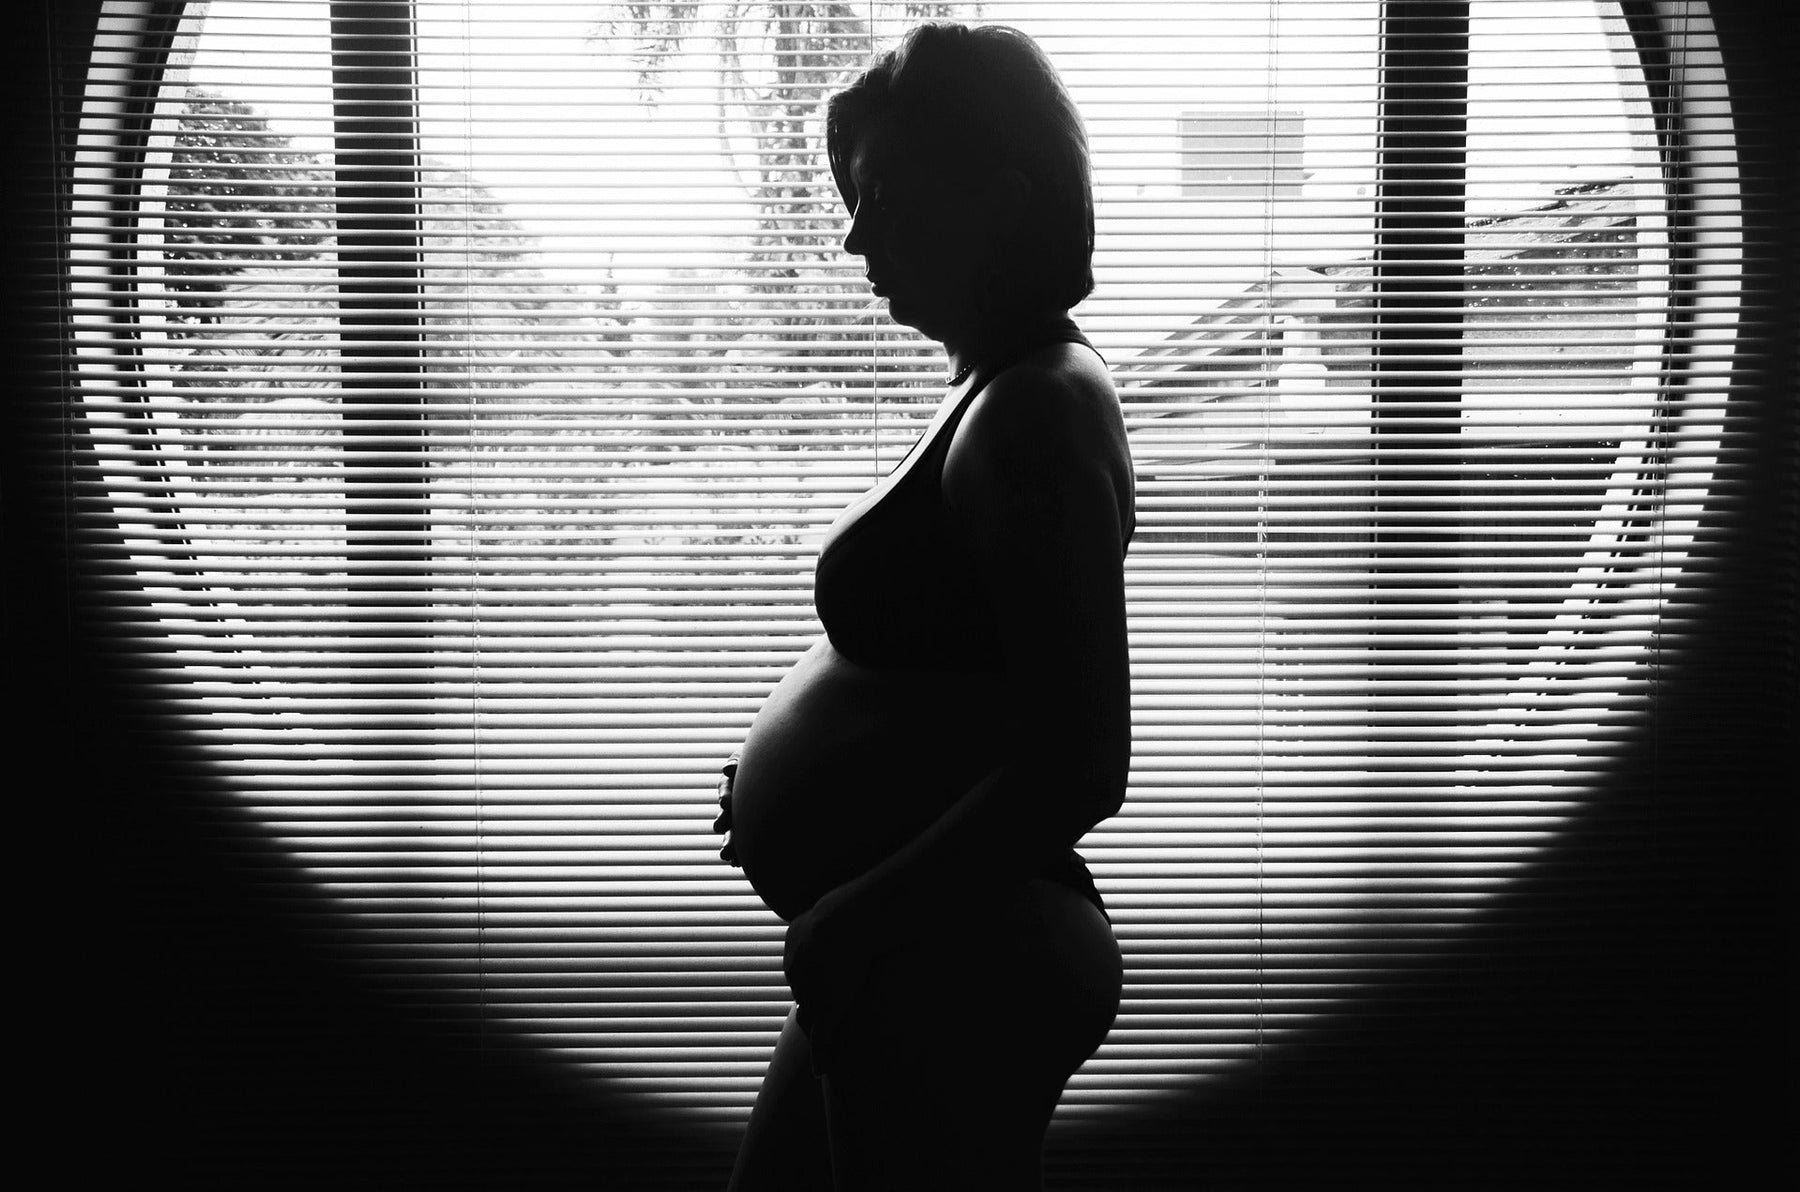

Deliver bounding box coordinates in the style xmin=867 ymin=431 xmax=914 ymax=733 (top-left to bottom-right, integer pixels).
xmin=867 ymin=0 xmax=880 ymax=479
xmin=869 ymin=296 xmax=880 ymax=478
xmin=1643 ymin=0 xmax=1692 ymax=804
xmin=454 ymin=0 xmax=490 ymax=1053
xmin=1252 ymin=0 xmax=1280 ymax=1102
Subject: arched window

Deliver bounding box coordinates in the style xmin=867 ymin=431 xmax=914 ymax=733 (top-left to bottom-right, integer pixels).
xmin=53 ymin=0 xmax=1782 ymax=1183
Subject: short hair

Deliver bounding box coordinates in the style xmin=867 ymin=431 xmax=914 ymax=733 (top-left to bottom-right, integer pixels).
xmin=825 ymin=23 xmax=1096 ymax=317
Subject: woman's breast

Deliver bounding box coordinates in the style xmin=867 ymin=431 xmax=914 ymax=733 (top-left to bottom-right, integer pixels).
xmin=729 ymin=636 xmax=1005 ymax=920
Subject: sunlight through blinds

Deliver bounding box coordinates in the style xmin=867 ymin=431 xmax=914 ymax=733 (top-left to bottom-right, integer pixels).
xmin=69 ymin=0 xmax=1745 ymax=1141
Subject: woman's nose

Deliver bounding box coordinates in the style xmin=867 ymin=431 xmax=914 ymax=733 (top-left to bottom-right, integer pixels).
xmin=843 ymin=207 xmax=870 ymax=258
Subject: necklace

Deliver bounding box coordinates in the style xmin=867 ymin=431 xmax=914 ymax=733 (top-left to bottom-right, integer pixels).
xmin=946 ymin=361 xmax=974 ymax=386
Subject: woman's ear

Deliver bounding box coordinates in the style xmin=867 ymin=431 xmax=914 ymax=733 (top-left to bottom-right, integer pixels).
xmin=982 ymin=167 xmax=1033 ymax=226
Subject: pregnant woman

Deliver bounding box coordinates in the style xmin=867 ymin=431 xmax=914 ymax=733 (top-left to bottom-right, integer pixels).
xmin=717 ymin=23 xmax=1135 ymax=1192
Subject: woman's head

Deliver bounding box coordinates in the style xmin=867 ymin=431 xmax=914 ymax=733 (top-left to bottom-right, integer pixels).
xmin=826 ymin=24 xmax=1095 ymax=340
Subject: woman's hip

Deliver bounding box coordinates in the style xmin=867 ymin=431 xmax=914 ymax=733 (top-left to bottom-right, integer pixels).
xmin=841 ymin=877 xmax=1121 ymax=1074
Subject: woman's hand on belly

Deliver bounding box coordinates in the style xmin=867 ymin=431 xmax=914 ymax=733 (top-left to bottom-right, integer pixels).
xmin=711 ymin=752 xmax=741 ymax=868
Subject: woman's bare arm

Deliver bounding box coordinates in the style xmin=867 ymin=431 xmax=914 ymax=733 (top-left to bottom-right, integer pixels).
xmin=941 ymin=345 xmax=1135 ymax=841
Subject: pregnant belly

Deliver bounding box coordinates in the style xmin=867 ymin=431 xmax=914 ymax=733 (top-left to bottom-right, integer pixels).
xmin=730 ymin=636 xmax=1005 ymax=920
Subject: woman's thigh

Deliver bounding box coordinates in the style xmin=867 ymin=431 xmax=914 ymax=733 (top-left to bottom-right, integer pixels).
xmin=727 ymin=1008 xmax=835 ymax=1192
xmin=820 ymin=879 xmax=1122 ymax=1191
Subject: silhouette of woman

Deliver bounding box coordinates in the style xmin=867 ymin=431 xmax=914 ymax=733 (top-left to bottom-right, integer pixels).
xmin=715 ymin=23 xmax=1134 ymax=1191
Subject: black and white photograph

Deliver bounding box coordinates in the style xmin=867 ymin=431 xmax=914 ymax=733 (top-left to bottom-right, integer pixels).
xmin=9 ymin=1 xmax=1791 ymax=1188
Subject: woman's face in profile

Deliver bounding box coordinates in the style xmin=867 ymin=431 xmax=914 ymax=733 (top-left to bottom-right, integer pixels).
xmin=841 ymin=117 xmax=992 ymax=345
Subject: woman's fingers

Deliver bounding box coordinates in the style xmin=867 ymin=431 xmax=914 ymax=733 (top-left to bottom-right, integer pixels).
xmin=713 ymin=777 xmax=733 ymax=833
xmin=713 ymin=756 xmax=741 ymax=866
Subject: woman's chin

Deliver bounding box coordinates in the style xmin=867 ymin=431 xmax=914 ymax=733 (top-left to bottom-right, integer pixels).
xmin=879 ymin=295 xmax=955 ymax=343
xmin=876 ymin=292 xmax=915 ymax=325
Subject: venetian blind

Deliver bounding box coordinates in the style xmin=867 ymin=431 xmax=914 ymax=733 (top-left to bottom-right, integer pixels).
xmin=67 ymin=0 xmax=1748 ymax=1161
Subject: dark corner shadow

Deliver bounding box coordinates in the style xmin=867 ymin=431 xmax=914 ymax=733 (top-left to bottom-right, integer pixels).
xmin=1054 ymin=523 xmax=1791 ymax=1188
xmin=10 ymin=283 xmax=720 ymax=1188
xmin=22 ymin=575 xmax=717 ymax=1191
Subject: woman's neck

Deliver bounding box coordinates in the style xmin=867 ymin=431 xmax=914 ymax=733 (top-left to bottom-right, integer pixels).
xmin=944 ymin=311 xmax=1078 ymax=384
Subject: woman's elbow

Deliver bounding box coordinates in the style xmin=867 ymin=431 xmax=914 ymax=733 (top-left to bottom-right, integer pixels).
xmin=1038 ymin=757 xmax=1127 ymax=838
xmin=1009 ymin=684 xmax=1131 ymax=827
xmin=1086 ymin=767 xmax=1128 ymax=828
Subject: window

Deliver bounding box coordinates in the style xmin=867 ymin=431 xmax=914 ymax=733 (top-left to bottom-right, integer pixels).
xmin=69 ymin=0 xmax=1750 ymax=1145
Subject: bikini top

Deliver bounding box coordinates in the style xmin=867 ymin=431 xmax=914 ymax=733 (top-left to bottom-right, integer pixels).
xmin=814 ymin=322 xmax=1122 ymax=672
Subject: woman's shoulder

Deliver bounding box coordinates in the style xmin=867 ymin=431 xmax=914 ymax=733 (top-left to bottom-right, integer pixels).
xmin=949 ymin=340 xmax=1124 ymax=468
xmin=995 ymin=338 xmax=1114 ymax=402
xmin=942 ymin=338 xmax=1135 ymax=540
